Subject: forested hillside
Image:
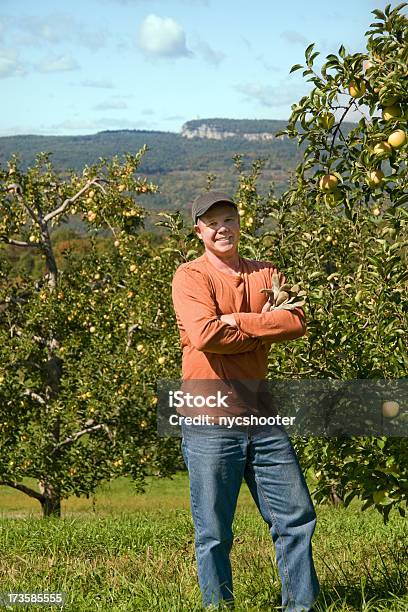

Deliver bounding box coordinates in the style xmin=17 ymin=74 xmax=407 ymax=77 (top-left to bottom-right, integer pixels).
xmin=0 ymin=120 xmax=301 ymax=212
xmin=0 ymin=117 xmax=358 ymax=215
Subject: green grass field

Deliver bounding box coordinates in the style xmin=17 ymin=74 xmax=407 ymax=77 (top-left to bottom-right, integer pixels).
xmin=0 ymin=472 xmax=407 ymax=611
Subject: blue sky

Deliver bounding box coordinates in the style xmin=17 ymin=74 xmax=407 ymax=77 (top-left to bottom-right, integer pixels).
xmin=0 ymin=0 xmax=390 ymax=136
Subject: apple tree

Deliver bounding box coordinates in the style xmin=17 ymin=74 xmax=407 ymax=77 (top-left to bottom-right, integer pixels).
xmin=269 ymin=2 xmax=407 ymax=522
xmin=0 ymin=149 xmax=183 ymax=517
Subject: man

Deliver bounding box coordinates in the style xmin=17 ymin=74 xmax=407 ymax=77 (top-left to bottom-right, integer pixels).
xmin=171 ymin=191 xmax=319 ymax=611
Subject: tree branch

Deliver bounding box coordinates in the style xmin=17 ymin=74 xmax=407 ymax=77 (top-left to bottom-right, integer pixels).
xmin=43 ymin=178 xmax=109 ymax=223
xmin=0 ymin=480 xmax=44 ymax=502
xmin=22 ymin=389 xmax=46 ymax=404
xmin=329 ymin=99 xmax=354 ymax=161
xmin=10 ymin=327 xmax=47 ymax=346
xmin=6 ymin=183 xmax=39 ymax=224
xmin=0 ymin=237 xmax=41 ymax=248
xmin=126 ymin=324 xmax=139 ymax=352
xmin=51 ymin=423 xmax=112 ymax=453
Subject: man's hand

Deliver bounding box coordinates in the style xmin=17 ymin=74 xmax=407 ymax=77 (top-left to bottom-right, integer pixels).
xmin=219 ymin=314 xmax=237 ymax=328
xmin=261 ymin=299 xmax=273 ymax=313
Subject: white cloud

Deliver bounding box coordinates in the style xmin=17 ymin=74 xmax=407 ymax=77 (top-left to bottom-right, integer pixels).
xmin=0 ymin=48 xmax=26 ymax=78
xmin=37 ymin=54 xmax=79 ymax=73
xmin=81 ymin=79 xmax=114 ymax=89
xmin=49 ymin=117 xmax=153 ymax=132
xmin=163 ymin=114 xmax=184 ymax=121
xmin=5 ymin=14 xmax=107 ymax=51
xmin=255 ymin=54 xmax=279 ymax=72
xmin=18 ymin=15 xmax=64 ymax=44
xmin=280 ymin=30 xmax=309 ymax=47
xmin=0 ymin=116 xmax=156 ymax=136
xmin=93 ymin=99 xmax=128 ymax=110
xmin=138 ymin=14 xmax=192 ymax=58
xmin=234 ymin=82 xmax=307 ymax=108
xmin=193 ymin=39 xmax=224 ymax=66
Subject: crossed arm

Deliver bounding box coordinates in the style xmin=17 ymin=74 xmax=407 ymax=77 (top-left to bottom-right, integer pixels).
xmin=172 ymin=268 xmax=263 ymax=354
xmin=172 ymin=268 xmax=306 ymax=355
xmin=220 ymin=301 xmax=307 ymax=343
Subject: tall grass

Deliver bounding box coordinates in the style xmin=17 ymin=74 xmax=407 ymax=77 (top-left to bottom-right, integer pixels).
xmin=0 ymin=473 xmax=407 ymax=610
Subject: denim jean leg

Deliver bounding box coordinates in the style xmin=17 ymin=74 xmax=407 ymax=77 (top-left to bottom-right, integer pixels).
xmin=181 ymin=425 xmax=247 ymax=608
xmin=243 ymin=426 xmax=320 ymax=612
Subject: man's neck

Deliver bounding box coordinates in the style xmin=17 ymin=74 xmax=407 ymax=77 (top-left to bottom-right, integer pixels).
xmin=204 ymin=249 xmax=241 ymax=275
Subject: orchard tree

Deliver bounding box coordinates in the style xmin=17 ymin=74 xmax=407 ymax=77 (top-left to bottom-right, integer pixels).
xmin=0 ymin=149 xmax=182 ymax=517
xmin=270 ymin=2 xmax=407 ymax=522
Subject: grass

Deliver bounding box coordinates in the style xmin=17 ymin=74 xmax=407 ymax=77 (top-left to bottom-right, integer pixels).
xmin=0 ymin=472 xmax=407 ymax=611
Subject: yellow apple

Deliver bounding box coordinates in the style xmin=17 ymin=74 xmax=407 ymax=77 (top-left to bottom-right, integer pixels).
xmin=158 ymin=356 xmax=166 ymax=365
xmin=367 ymin=169 xmax=384 ymax=187
xmin=349 ymin=81 xmax=366 ymax=98
xmin=324 ymin=189 xmax=343 ymax=207
xmin=373 ymin=142 xmax=392 ymax=158
xmin=318 ymin=112 xmax=335 ymax=129
xmin=373 ymin=491 xmax=388 ymax=504
xmin=382 ymin=105 xmax=402 ymax=121
xmin=382 ymin=400 xmax=399 ymax=418
xmin=387 ymin=129 xmax=406 ymax=149
xmin=319 ymin=174 xmax=339 ymax=192
xmin=372 ymin=207 xmax=381 ymax=216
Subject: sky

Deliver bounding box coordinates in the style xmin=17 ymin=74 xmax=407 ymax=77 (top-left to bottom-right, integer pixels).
xmin=0 ymin=0 xmax=392 ymax=137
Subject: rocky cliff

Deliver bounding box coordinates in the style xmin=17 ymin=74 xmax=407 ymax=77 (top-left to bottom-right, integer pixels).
xmin=181 ymin=122 xmax=281 ymax=141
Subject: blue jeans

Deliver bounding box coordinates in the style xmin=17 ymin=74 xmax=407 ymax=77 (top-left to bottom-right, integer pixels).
xmin=181 ymin=422 xmax=319 ymax=611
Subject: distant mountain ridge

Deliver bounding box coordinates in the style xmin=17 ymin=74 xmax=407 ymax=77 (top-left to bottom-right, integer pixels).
xmin=0 ymin=118 xmax=297 ymax=185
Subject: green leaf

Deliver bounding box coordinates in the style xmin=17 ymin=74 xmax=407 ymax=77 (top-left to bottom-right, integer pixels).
xmin=305 ymin=43 xmax=315 ymax=61
xmin=338 ymin=45 xmax=346 ymax=58
xmin=394 ymin=2 xmax=408 ymax=13
xmin=290 ymin=64 xmax=303 ymax=73
xmin=372 ymin=9 xmax=386 ymax=20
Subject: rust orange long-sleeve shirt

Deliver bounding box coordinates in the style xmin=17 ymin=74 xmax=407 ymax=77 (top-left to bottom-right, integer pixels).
xmin=171 ymin=252 xmax=306 ymax=417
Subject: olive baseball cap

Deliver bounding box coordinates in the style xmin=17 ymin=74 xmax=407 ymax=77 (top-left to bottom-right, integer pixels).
xmin=191 ymin=190 xmax=237 ymax=224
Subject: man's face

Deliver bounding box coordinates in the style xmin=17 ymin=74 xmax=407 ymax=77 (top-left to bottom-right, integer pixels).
xmin=194 ymin=202 xmax=240 ymax=257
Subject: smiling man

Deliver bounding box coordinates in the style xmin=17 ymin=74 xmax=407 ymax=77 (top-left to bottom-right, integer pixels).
xmin=171 ymin=191 xmax=319 ymax=611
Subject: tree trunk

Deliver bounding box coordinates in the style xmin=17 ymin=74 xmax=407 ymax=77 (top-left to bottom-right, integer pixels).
xmin=38 ymin=480 xmax=61 ymax=518
xmin=330 ymin=484 xmax=344 ymax=507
